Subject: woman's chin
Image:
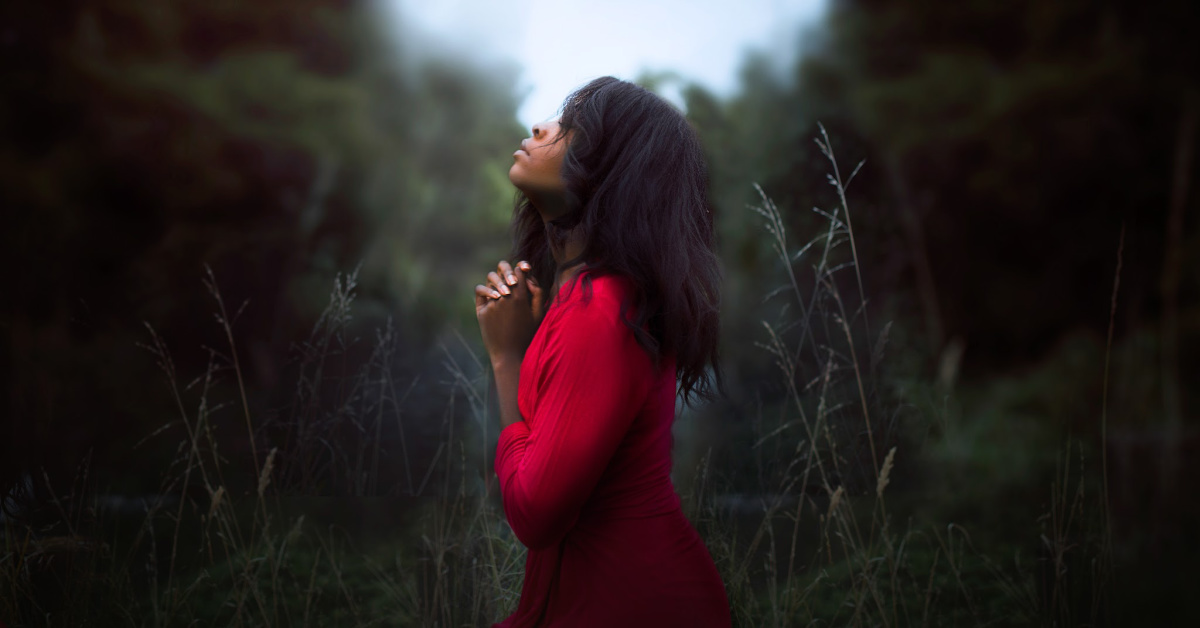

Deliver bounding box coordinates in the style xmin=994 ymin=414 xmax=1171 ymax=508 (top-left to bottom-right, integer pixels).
xmin=509 ymin=175 xmax=540 ymax=197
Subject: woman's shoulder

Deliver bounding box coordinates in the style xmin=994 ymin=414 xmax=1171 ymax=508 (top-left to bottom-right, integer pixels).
xmin=549 ymin=269 xmax=633 ymax=329
xmin=561 ymin=269 xmax=631 ymax=307
xmin=541 ymin=270 xmax=656 ymax=378
xmin=541 ymin=269 xmax=665 ymax=386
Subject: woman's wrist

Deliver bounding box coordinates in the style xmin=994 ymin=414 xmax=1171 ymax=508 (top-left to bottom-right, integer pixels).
xmin=491 ymin=353 xmax=525 ymax=429
xmin=490 ymin=351 xmax=526 ymax=372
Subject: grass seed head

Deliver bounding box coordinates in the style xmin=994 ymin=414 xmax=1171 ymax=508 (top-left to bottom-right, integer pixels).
xmin=877 ymin=446 xmax=897 ymax=499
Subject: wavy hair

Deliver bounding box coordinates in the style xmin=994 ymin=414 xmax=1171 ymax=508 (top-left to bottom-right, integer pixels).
xmin=510 ymin=76 xmax=724 ymax=407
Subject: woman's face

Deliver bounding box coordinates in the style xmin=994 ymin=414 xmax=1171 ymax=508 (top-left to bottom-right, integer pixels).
xmin=509 ymin=118 xmax=569 ymax=197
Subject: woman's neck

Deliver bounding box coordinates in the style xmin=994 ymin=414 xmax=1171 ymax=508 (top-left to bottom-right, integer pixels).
xmin=549 ymin=227 xmax=586 ymax=295
xmin=531 ymin=195 xmax=588 ymax=293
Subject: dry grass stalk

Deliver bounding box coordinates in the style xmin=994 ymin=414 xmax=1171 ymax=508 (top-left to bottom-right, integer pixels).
xmin=876 ymin=446 xmax=896 ymax=500
xmin=257 ymin=447 xmax=278 ymax=498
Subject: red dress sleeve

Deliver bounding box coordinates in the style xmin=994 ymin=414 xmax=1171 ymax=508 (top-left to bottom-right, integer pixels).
xmin=494 ymin=284 xmax=652 ymax=550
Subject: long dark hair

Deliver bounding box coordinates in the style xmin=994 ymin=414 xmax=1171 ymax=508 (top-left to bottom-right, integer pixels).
xmin=511 ymin=76 xmax=724 ymax=407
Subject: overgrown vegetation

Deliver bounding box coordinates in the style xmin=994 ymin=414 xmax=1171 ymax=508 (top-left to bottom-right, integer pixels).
xmin=1 ymin=129 xmax=1118 ymax=627
xmin=6 ymin=0 xmax=1196 ymax=625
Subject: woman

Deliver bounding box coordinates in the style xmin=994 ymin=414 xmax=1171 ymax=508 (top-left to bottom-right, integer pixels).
xmin=474 ymin=76 xmax=730 ymax=626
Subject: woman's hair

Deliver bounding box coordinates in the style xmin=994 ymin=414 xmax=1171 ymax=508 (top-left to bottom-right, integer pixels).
xmin=511 ymin=76 xmax=724 ymax=407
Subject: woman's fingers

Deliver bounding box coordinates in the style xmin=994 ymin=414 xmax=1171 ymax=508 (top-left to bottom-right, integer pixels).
xmin=476 ymin=283 xmax=502 ymax=304
xmin=510 ymin=260 xmax=527 ymax=298
xmin=518 ymin=261 xmax=547 ymax=322
xmin=487 ymin=271 xmax=510 ymax=296
xmin=497 ymin=260 xmax=518 ymax=287
xmin=476 ymin=260 xmax=523 ymax=311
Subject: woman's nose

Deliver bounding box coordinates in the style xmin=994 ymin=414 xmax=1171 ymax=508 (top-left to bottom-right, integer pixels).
xmin=531 ymin=124 xmax=543 ymax=139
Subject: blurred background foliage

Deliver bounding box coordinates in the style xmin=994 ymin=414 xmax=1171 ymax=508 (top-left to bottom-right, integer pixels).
xmin=2 ymin=0 xmax=1198 ymax=623
xmin=5 ymin=0 xmax=525 ymax=495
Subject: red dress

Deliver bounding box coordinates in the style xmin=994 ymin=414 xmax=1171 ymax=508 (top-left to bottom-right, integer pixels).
xmin=493 ymin=269 xmax=731 ymax=627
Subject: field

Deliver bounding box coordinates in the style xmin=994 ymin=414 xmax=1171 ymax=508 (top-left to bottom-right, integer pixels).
xmin=2 ymin=131 xmax=1157 ymax=627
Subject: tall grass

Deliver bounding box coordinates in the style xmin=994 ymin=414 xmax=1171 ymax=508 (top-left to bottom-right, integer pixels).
xmin=0 ymin=126 xmax=1114 ymax=627
xmin=0 ymin=260 xmax=525 ymax=625
xmin=677 ymin=123 xmax=1113 ymax=627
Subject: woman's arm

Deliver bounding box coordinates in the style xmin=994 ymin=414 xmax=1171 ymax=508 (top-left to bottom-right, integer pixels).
xmin=476 ymin=260 xmax=547 ymax=432
xmin=494 ymin=291 xmax=651 ymax=550
xmin=491 ymin=356 xmax=523 ymax=430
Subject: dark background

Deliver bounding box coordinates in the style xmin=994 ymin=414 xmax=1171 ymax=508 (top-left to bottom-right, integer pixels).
xmin=3 ymin=0 xmax=1197 ymax=625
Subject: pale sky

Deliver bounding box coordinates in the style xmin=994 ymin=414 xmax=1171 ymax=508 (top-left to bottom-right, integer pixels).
xmin=383 ymin=0 xmax=828 ymax=128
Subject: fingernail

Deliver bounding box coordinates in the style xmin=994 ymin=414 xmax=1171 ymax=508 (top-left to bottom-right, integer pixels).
xmin=492 ymin=291 xmax=501 ymax=299
xmin=500 ymin=285 xmax=510 ymax=295
xmin=507 ymin=274 xmax=517 ymax=285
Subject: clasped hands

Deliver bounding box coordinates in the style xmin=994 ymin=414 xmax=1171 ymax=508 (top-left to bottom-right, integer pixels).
xmin=474 ymin=260 xmax=547 ymax=367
